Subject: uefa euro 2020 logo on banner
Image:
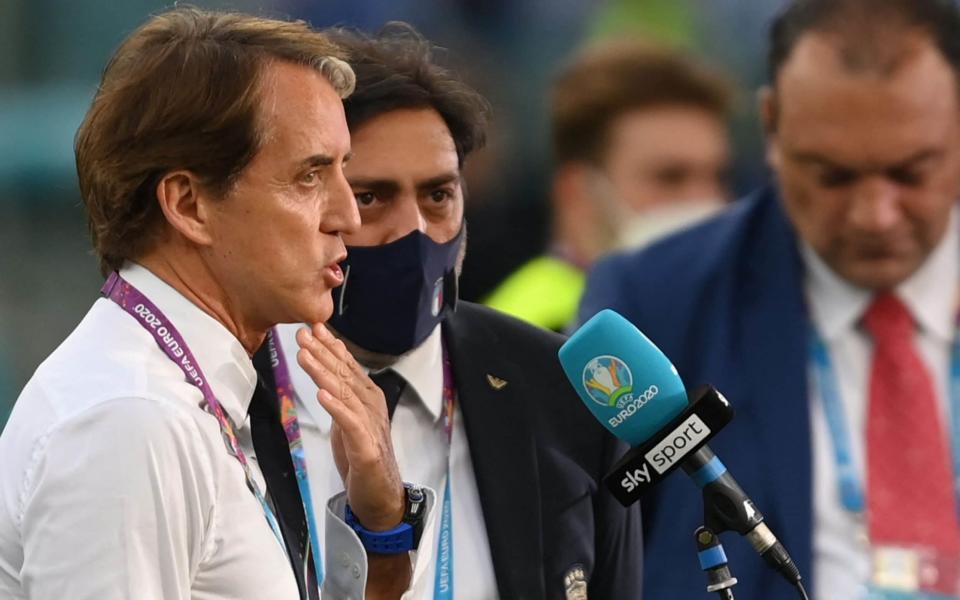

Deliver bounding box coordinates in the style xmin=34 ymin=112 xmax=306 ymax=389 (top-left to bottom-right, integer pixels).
xmin=583 ymin=356 xmax=634 ymax=408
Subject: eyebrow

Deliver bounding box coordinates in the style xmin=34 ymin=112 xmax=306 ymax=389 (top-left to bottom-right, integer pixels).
xmin=299 ymin=151 xmax=352 ymax=169
xmin=348 ymin=171 xmax=461 ymax=192
xmin=789 ymin=148 xmax=943 ymax=170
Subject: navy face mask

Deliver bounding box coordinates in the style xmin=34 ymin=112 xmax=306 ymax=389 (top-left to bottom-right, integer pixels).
xmin=328 ymin=225 xmax=464 ymax=356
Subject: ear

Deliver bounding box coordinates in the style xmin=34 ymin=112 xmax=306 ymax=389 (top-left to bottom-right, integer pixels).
xmin=155 ymin=171 xmax=216 ymax=246
xmin=758 ymin=86 xmax=783 ymax=171
xmin=758 ymin=85 xmax=777 ymax=136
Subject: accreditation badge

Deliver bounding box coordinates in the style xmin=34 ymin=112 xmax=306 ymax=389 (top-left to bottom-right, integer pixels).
xmin=866 ymin=546 xmax=960 ymax=599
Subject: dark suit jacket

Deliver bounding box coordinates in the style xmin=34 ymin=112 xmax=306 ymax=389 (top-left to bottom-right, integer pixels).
xmin=578 ymin=186 xmax=813 ymax=599
xmin=444 ymin=301 xmax=643 ymax=599
xmin=254 ymin=301 xmax=644 ymax=599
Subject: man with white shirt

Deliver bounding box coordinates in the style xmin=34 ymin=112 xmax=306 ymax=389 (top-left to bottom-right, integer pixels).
xmin=0 ymin=8 xmax=426 ymax=600
xmin=579 ymin=0 xmax=960 ymax=598
xmin=258 ymin=24 xmax=644 ymax=599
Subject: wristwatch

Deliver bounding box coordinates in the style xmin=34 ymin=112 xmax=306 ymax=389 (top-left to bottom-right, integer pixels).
xmin=344 ymin=484 xmax=427 ymax=554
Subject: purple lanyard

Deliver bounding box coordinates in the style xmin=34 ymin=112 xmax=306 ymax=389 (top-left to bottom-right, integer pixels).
xmin=265 ymin=328 xmax=325 ymax=585
xmin=441 ymin=345 xmax=455 ymax=443
xmin=100 ymin=273 xmax=285 ymax=550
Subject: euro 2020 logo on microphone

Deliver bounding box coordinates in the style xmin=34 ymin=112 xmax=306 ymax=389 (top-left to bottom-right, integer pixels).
xmin=583 ymin=355 xmax=634 ymax=408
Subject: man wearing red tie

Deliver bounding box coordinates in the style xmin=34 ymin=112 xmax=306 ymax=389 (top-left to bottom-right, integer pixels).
xmin=579 ymin=0 xmax=960 ymax=598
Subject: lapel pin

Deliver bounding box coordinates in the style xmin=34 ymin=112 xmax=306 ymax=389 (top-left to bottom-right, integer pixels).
xmin=485 ymin=374 xmax=508 ymax=390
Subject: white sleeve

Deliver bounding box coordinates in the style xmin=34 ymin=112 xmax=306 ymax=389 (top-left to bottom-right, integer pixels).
xmin=17 ymin=397 xmax=215 ymax=600
xmin=321 ymin=488 xmax=437 ymax=600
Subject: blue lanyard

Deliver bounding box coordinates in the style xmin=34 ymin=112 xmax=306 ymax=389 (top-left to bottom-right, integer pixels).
xmin=810 ymin=323 xmax=960 ymax=513
xmin=434 ymin=344 xmax=456 ymax=600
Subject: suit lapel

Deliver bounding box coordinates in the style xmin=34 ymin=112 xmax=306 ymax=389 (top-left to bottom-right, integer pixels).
xmin=444 ymin=305 xmax=545 ymax=599
xmin=736 ymin=190 xmax=814 ymax=583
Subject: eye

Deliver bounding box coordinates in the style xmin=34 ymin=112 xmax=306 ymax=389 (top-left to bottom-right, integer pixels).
xmin=887 ymin=167 xmax=923 ymax=187
xmin=429 ymin=189 xmax=453 ymax=203
xmin=355 ymin=191 xmax=377 ymax=207
xmin=818 ymin=168 xmax=858 ymax=188
xmin=300 ymin=170 xmax=320 ymax=186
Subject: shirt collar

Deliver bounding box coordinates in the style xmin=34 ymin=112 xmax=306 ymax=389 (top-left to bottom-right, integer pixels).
xmin=802 ymin=244 xmax=871 ymax=342
xmin=379 ymin=325 xmax=445 ymax=423
xmin=120 ymin=262 xmax=258 ymax=428
xmin=802 ymin=207 xmax=959 ymax=343
xmin=898 ymin=208 xmax=959 ymax=344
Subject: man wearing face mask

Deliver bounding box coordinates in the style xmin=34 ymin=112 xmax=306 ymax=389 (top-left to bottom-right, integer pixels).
xmin=485 ymin=39 xmax=734 ymax=332
xmin=254 ymin=23 xmax=643 ymax=599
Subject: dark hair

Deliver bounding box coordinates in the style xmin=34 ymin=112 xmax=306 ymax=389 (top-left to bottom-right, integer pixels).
xmin=550 ymin=39 xmax=733 ymax=166
xmin=769 ymin=0 xmax=960 ymax=84
xmin=325 ymin=23 xmax=491 ymax=166
xmin=76 ymin=7 xmax=354 ymax=275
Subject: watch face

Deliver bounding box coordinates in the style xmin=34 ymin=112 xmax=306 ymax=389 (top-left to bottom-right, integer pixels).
xmin=407 ymin=487 xmax=425 ymax=503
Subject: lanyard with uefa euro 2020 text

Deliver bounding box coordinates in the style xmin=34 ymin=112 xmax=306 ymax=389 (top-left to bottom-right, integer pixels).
xmin=809 ymin=318 xmax=960 ymax=514
xmin=268 ymin=328 xmax=457 ymax=599
xmin=101 ymin=272 xmax=324 ymax=587
xmin=435 ymin=343 xmax=456 ymax=600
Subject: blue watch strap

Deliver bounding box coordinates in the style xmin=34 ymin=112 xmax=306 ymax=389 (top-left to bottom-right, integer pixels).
xmin=344 ymin=504 xmax=416 ymax=554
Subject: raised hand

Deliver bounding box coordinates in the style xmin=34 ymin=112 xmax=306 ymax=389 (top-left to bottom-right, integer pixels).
xmin=295 ymin=323 xmax=405 ymax=531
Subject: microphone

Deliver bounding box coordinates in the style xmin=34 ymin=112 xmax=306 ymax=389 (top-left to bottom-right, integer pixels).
xmin=559 ymin=310 xmax=803 ymax=592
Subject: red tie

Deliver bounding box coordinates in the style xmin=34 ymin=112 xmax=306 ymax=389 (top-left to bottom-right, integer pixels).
xmin=864 ymin=292 xmax=960 ymax=552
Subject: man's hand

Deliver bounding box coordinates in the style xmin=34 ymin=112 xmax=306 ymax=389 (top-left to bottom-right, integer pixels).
xmin=296 ymin=324 xmax=411 ymax=597
xmin=295 ymin=324 xmax=406 ymax=531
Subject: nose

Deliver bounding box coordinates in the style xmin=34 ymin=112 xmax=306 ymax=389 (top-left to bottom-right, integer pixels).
xmin=383 ymin=193 xmax=427 ymax=244
xmin=848 ymin=176 xmax=902 ymax=234
xmin=324 ymin=168 xmax=361 ymax=235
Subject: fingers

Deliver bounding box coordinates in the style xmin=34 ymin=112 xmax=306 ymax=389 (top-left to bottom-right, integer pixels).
xmin=313 ymin=387 xmax=363 ymax=442
xmin=296 ymin=345 xmax=364 ymax=416
xmin=298 ymin=326 xmax=358 ymax=384
xmin=315 ymin=388 xmax=381 ymax=469
xmin=311 ymin=323 xmax=368 ymax=381
xmin=297 ymin=326 xmax=385 ymax=413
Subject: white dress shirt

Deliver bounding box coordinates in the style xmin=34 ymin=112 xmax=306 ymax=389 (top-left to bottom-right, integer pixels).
xmin=0 ymin=263 xmax=367 ymax=600
xmin=275 ymin=323 xmax=500 ymax=600
xmin=805 ymin=212 xmax=959 ymax=600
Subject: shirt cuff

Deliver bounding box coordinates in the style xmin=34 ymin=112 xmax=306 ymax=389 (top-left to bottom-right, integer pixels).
xmin=321 ymin=486 xmax=437 ymax=600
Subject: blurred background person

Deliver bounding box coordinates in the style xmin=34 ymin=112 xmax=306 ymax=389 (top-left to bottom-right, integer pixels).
xmin=580 ymin=0 xmax=960 ymax=598
xmin=485 ymin=39 xmax=735 ymax=331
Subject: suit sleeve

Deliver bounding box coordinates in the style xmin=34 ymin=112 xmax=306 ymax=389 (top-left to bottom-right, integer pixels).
xmin=588 ymin=432 xmax=644 ymax=599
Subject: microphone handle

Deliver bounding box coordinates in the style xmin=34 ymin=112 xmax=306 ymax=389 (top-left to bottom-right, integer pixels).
xmin=682 ymin=446 xmax=765 ymax=535
xmin=682 ymin=447 xmax=803 ymax=588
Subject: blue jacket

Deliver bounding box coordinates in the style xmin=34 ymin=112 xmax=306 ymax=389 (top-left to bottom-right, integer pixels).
xmin=579 ymin=186 xmax=814 ymax=599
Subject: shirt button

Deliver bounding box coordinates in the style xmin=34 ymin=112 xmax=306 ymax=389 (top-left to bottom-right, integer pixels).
xmin=351 ymin=563 xmax=361 ymax=579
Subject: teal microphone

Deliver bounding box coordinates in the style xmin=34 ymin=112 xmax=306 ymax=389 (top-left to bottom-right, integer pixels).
xmin=559 ymin=309 xmax=805 ymax=594
xmin=558 ymin=309 xmax=689 ymax=446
